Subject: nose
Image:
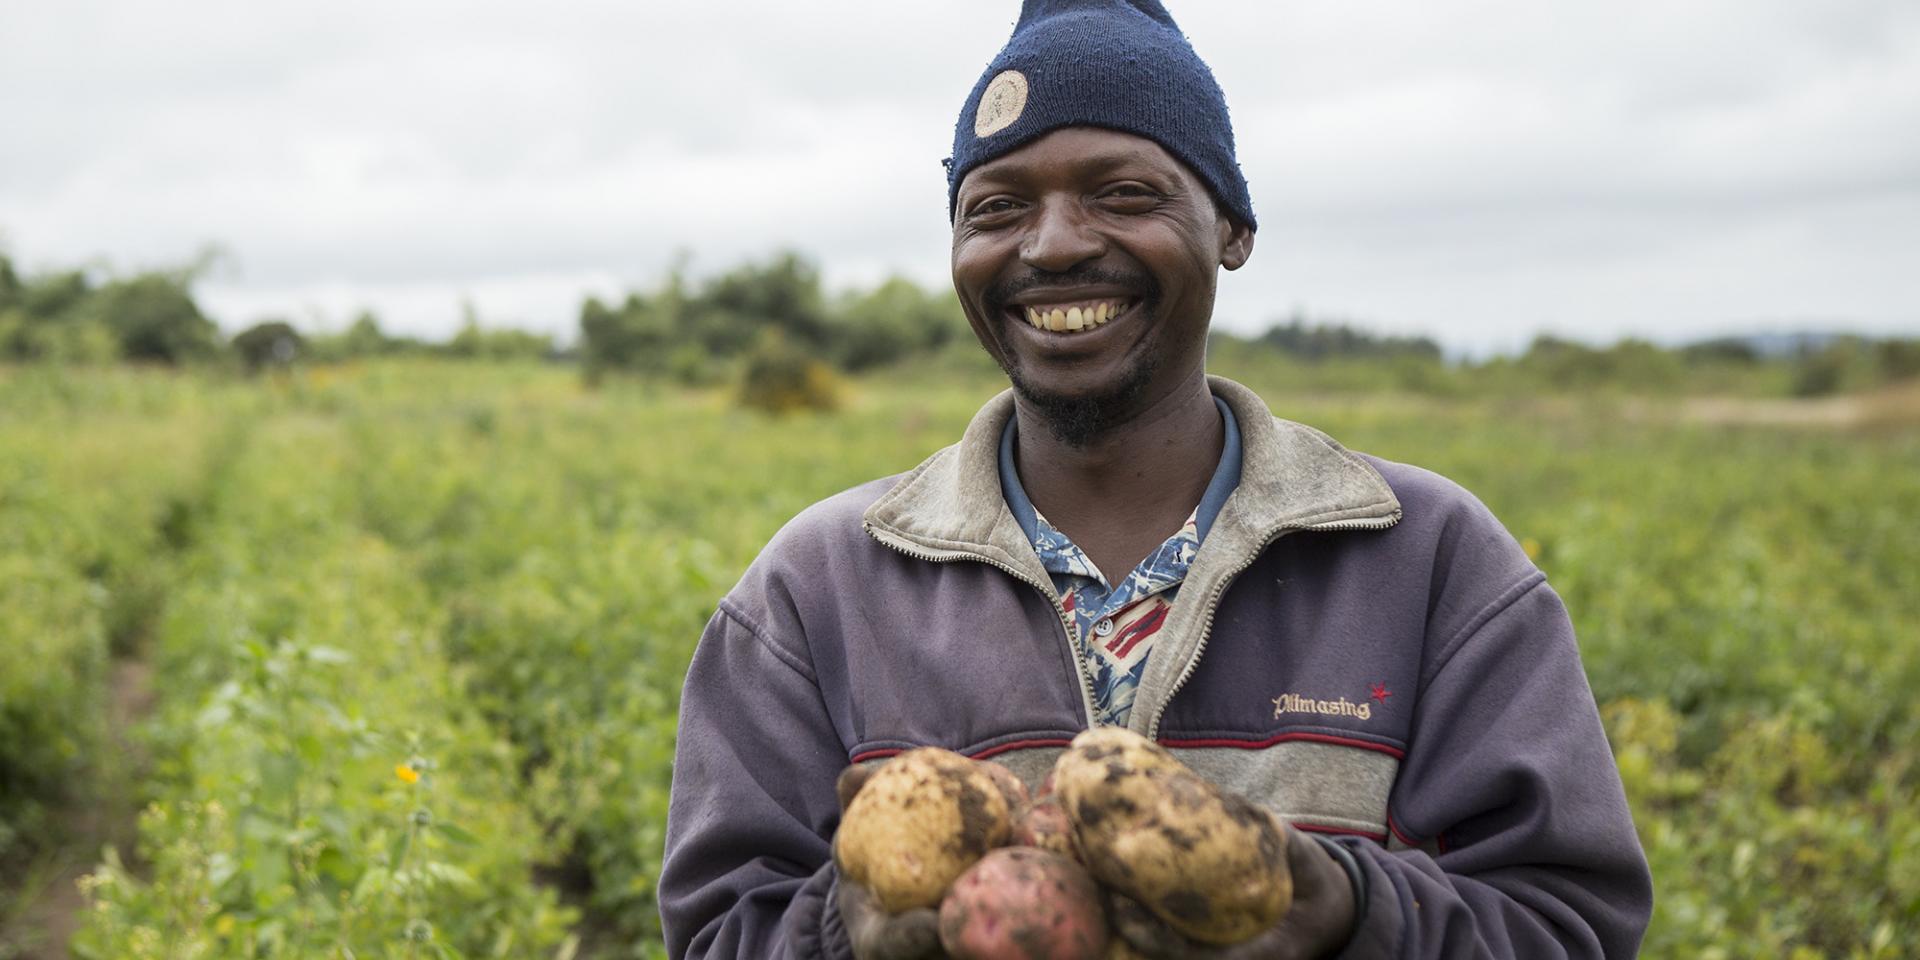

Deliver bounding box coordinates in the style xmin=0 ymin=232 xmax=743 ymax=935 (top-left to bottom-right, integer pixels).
xmin=1019 ymin=197 xmax=1105 ymax=273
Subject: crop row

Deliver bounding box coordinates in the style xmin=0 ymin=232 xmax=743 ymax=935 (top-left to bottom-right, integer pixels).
xmin=0 ymin=372 xmax=227 ymax=872
xmin=7 ymin=361 xmax=1914 ymax=957
xmin=74 ymin=401 xmax=574 ymax=958
xmin=324 ymin=366 xmax=988 ymax=952
xmin=1250 ymin=384 xmax=1920 ymax=957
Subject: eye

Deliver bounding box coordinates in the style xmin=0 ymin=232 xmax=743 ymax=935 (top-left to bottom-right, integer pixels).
xmin=1097 ymin=182 xmax=1161 ymax=209
xmin=963 ymin=196 xmax=1024 ymax=225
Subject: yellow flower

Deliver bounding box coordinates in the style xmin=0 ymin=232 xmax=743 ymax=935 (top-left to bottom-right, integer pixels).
xmin=395 ymin=763 xmax=420 ymax=784
xmin=215 ymin=915 xmax=236 ymax=935
xmin=1521 ymin=537 xmax=1542 ymax=561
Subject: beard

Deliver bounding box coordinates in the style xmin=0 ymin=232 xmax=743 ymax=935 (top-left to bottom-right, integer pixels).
xmin=1003 ymin=351 xmax=1160 ymax=449
xmin=982 ymin=265 xmax=1163 ymax=448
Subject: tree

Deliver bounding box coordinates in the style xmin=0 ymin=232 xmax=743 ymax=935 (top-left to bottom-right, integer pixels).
xmin=232 ymin=320 xmax=304 ymax=372
xmin=446 ymin=300 xmax=553 ymax=361
xmin=691 ymin=253 xmax=830 ymax=357
xmin=0 ymin=253 xmax=20 ymax=313
xmin=341 ymin=309 xmax=395 ymax=357
xmin=829 ymin=277 xmax=970 ymax=371
xmin=89 ymin=273 xmax=221 ymax=363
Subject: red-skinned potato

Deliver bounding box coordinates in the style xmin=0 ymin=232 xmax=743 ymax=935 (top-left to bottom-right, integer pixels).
xmin=938 ymin=848 xmax=1107 ymax=960
xmin=980 ymin=759 xmax=1030 ymax=810
xmin=1013 ymin=796 xmax=1080 ymax=862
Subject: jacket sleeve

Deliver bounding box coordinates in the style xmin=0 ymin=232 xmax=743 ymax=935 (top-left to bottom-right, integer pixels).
xmin=659 ymin=599 xmax=856 ymax=960
xmin=1333 ymin=575 xmax=1653 ymax=959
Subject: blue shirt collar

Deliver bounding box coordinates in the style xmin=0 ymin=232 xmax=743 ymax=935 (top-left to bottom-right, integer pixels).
xmin=999 ymin=393 xmax=1243 ymax=545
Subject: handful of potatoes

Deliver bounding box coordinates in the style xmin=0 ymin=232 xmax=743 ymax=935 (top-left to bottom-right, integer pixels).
xmin=833 ymin=729 xmax=1293 ymax=958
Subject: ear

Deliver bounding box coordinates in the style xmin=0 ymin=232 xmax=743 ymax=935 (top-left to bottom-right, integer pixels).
xmin=1218 ymin=215 xmax=1255 ymax=271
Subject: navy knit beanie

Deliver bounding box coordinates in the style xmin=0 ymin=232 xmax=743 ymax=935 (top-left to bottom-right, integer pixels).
xmin=946 ymin=0 xmax=1256 ymax=231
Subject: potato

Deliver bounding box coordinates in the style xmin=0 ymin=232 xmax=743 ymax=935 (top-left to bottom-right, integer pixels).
xmin=980 ymin=759 xmax=1030 ymax=810
xmin=1012 ymin=796 xmax=1080 ymax=861
xmin=833 ymin=748 xmax=1014 ymax=912
xmin=1103 ymin=939 xmax=1150 ymax=960
xmin=937 ymin=848 xmax=1107 ymax=960
xmin=1053 ymin=728 xmax=1292 ymax=945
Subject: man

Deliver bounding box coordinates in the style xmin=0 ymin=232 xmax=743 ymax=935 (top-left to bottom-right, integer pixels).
xmin=659 ymin=1 xmax=1653 ymax=957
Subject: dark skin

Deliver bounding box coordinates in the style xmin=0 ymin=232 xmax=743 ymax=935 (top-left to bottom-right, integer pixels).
xmin=833 ymin=128 xmax=1356 ymax=958
xmin=951 ymin=126 xmax=1252 ymax=581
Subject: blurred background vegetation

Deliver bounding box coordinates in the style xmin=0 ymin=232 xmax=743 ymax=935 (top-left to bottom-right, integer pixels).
xmin=2 ymin=239 xmax=1917 ymax=958
xmin=4 ymin=245 xmax=1916 ymax=407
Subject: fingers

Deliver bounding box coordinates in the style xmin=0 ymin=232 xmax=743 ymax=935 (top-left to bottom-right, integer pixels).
xmin=1261 ymin=830 xmax=1359 ymax=959
xmin=860 ymin=907 xmax=942 ymax=960
xmin=1108 ymin=890 xmax=1300 ymax=960
xmin=1107 ymin=892 xmax=1204 ymax=960
xmin=837 ymin=763 xmax=877 ymax=812
xmin=838 ymin=876 xmax=945 ymax=960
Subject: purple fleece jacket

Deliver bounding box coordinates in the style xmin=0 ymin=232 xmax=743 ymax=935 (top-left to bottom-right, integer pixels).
xmin=659 ymin=377 xmax=1652 ymax=959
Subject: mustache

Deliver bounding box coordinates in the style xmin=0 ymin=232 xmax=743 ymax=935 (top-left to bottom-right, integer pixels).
xmin=984 ymin=266 xmax=1159 ymax=310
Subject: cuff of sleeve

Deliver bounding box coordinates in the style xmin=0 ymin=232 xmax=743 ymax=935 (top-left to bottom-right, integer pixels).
xmin=783 ymin=862 xmax=854 ymax=960
xmin=1325 ymin=840 xmax=1403 ymax=960
xmin=1310 ymin=834 xmax=1368 ymax=953
xmin=819 ymin=869 xmax=855 ymax=960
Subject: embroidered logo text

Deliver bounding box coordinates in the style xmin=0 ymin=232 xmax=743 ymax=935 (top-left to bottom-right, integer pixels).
xmin=1272 ymin=692 xmax=1373 ymax=721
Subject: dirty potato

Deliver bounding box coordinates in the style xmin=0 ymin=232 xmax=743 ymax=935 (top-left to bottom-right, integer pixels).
xmin=833 ymin=748 xmax=1014 ymax=912
xmin=1012 ymin=795 xmax=1080 ymax=862
xmin=938 ymin=848 xmax=1107 ymax=960
xmin=1052 ymin=728 xmax=1292 ymax=945
xmin=980 ymin=759 xmax=1030 ymax=811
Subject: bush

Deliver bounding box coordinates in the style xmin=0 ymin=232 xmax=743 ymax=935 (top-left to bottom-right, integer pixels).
xmin=232 ymin=320 xmax=305 ymax=372
xmin=89 ymin=273 xmax=222 ymax=364
xmin=737 ymin=332 xmax=841 ymax=414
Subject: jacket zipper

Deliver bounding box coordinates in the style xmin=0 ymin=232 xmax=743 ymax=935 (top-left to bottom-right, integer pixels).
xmin=1145 ymin=512 xmax=1401 ymax=740
xmin=862 ymin=522 xmax=1100 ymax=728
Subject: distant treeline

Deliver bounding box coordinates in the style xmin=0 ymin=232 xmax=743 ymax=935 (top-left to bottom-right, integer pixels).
xmin=3 ymin=248 xmax=1916 ymax=397
xmin=576 ymin=253 xmax=969 ymax=385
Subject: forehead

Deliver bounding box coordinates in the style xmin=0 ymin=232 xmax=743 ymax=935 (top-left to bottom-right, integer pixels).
xmin=956 ymin=127 xmax=1193 ymax=195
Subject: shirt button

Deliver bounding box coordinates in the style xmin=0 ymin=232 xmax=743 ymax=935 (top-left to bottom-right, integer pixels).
xmin=1093 ymin=618 xmax=1115 ymax=638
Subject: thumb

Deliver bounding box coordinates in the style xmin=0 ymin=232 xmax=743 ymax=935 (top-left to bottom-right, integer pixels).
xmin=1107 ymin=892 xmax=1200 ymax=960
xmin=839 ymin=880 xmax=943 ymax=960
xmin=837 ymin=763 xmax=877 ymax=812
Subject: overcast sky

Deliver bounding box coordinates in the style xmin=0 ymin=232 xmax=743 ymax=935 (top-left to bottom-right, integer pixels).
xmin=3 ymin=0 xmax=1917 ymax=355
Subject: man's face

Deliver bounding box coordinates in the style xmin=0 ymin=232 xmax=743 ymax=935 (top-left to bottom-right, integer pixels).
xmin=951 ymin=127 xmax=1253 ymax=440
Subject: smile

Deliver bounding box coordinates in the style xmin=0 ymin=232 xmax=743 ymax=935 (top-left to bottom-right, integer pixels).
xmin=1016 ymin=298 xmax=1136 ymax=333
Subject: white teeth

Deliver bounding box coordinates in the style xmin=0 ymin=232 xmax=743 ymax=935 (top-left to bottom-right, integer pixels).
xmin=1021 ymin=300 xmax=1129 ymax=332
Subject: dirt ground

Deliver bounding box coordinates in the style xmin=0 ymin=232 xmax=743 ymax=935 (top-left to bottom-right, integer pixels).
xmin=1 ymin=659 xmax=153 ymax=960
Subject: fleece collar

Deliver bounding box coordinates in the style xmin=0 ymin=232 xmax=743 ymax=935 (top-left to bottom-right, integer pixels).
xmin=862 ymin=376 xmax=1402 ymax=586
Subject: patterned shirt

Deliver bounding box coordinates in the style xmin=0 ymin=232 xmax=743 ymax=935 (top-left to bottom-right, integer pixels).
xmin=998 ymin=398 xmax=1243 ymax=727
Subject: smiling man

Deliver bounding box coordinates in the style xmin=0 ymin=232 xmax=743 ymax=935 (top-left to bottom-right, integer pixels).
xmin=659 ymin=2 xmax=1651 ymax=958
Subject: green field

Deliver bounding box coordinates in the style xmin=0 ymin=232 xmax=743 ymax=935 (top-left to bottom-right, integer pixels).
xmin=2 ymin=361 xmax=1916 ymax=959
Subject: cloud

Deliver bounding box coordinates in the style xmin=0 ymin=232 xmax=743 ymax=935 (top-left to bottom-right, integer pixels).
xmin=2 ymin=0 xmax=1915 ymax=352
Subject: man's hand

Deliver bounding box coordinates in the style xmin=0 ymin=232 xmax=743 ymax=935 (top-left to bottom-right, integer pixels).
xmin=1107 ymin=825 xmax=1358 ymax=960
xmin=833 ymin=764 xmax=947 ymax=960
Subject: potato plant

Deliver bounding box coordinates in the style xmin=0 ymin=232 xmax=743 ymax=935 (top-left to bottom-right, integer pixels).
xmin=0 ymin=360 xmax=1911 ymax=958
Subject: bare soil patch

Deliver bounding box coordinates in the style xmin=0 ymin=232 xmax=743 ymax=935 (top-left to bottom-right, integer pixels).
xmin=1 ymin=659 xmax=153 ymax=960
xmin=1670 ymin=383 xmax=1920 ymax=430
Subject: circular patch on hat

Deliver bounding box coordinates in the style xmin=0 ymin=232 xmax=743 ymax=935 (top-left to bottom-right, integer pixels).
xmin=974 ymin=70 xmax=1029 ymax=138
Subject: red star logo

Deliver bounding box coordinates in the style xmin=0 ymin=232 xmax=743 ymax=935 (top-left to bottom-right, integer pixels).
xmin=1369 ymin=682 xmax=1392 ymax=704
